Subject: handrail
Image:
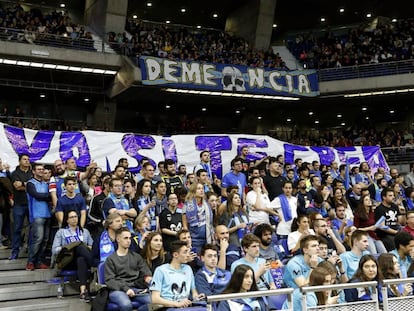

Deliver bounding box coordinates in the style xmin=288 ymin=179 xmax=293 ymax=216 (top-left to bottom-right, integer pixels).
xmin=206 ymin=288 xmax=294 ymax=302
xmin=382 ymin=277 xmax=414 ymax=286
xmin=206 ymin=288 xmax=294 ymax=311
xmin=302 ymin=280 xmax=378 ymax=292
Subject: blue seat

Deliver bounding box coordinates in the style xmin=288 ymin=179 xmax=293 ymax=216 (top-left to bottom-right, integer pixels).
xmin=97 ymin=262 xmax=142 ymax=311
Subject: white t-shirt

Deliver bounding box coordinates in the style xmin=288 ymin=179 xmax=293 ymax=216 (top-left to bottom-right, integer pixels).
xmin=270 ymin=195 xmax=298 ymax=235
xmin=245 ymin=190 xmax=271 ymax=225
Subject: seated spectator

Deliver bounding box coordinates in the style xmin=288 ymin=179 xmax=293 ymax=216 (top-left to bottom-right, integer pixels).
xmin=285 ymin=266 xmax=339 ymax=311
xmin=344 ymin=254 xmax=382 ymax=302
xmin=339 ymin=230 xmax=370 ymax=281
xmin=150 ymin=240 xmax=206 ymax=310
xmin=217 ymin=264 xmax=267 ymax=311
xmin=253 ymin=223 xmax=282 ymax=263
xmin=354 ymin=194 xmax=387 ymax=254
xmin=216 ymin=192 xmax=248 ymax=247
xmin=214 ymin=224 xmax=242 ymax=271
xmin=390 ymin=231 xmax=414 ymax=278
xmin=105 ymin=227 xmax=151 ymax=311
xmin=378 ymin=253 xmax=412 ymax=297
xmin=52 ymin=210 xmax=94 ymax=301
xmin=195 ymin=244 xmax=231 ymax=296
xmin=284 ymin=235 xmax=321 ymax=288
xmin=313 ymin=219 xmax=346 ymax=255
xmin=287 ymin=215 xmax=315 ymax=255
xmin=141 ymin=232 xmax=170 ymax=274
xmin=132 ymin=214 xmax=151 ymax=251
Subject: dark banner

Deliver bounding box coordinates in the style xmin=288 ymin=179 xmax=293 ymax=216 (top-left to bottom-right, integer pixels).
xmin=139 ymin=56 xmax=319 ymax=97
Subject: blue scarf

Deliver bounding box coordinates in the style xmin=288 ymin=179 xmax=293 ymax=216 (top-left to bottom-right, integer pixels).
xmin=108 ymin=192 xmax=133 ymax=231
xmin=407 ymin=199 xmax=414 ymax=210
xmin=99 ymin=230 xmax=115 ymax=262
xmin=279 ymin=194 xmax=292 ymax=222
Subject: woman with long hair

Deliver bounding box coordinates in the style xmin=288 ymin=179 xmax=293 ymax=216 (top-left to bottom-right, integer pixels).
xmin=52 ymin=209 xmax=94 ymax=301
xmin=141 ymin=232 xmax=170 ymax=274
xmin=218 ymin=264 xmax=267 ymax=311
xmin=353 ymin=195 xmax=386 ymax=254
xmin=182 ymin=182 xmax=213 ymax=250
xmin=332 ymin=187 xmax=353 ymax=219
xmin=378 ymin=253 xmax=412 ymax=297
xmin=287 ymin=215 xmax=315 ymax=254
xmin=344 ymin=254 xmax=382 ymax=302
xmin=286 ymin=266 xmax=338 ymax=310
xmin=245 ymin=176 xmax=277 ymax=227
xmin=217 ymin=192 xmax=249 ymax=247
xmin=136 ymin=179 xmax=157 ymax=231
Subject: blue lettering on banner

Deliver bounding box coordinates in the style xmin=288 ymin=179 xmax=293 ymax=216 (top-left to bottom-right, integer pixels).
xmin=310 ymin=146 xmax=336 ymax=165
xmin=237 ymin=138 xmax=268 ymax=163
xmin=162 ymin=138 xmax=177 ymax=163
xmin=4 ymin=125 xmax=54 ymax=161
xmin=59 ymin=132 xmax=91 ymax=167
xmin=194 ymin=136 xmax=232 ymax=179
xmin=0 ymin=123 xmax=389 ymax=177
xmin=121 ymin=134 xmax=156 ymax=172
xmin=284 ymin=144 xmax=309 ymax=165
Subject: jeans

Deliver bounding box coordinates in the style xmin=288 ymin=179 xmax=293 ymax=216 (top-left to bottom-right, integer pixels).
xmin=11 ymin=204 xmax=29 ymax=256
xmin=28 ymin=217 xmax=50 ymax=264
xmin=367 ymin=236 xmax=387 ymax=254
xmin=108 ymin=290 xmax=150 ymax=311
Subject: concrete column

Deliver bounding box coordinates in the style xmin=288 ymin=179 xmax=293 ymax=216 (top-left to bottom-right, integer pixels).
xmin=225 ymin=0 xmax=277 ymax=50
xmin=84 ymin=0 xmax=128 ymax=36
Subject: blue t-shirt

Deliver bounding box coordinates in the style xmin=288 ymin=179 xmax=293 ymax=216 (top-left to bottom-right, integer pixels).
xmin=339 ymin=250 xmax=370 ymax=279
xmin=222 ymin=171 xmax=247 ymax=199
xmin=284 ymin=254 xmax=317 ymax=289
xmin=231 ymin=257 xmax=273 ymax=290
xmin=150 ymin=263 xmax=195 ymax=301
xmin=55 ymin=193 xmax=86 ymax=215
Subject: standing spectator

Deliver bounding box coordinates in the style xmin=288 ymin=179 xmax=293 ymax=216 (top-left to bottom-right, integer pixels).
xmin=194 ymin=150 xmax=213 ymax=182
xmin=161 ymin=159 xmax=184 ymax=195
xmin=102 ymin=177 xmax=136 ymax=231
xmin=182 ymin=182 xmax=213 ymax=251
xmin=159 ymin=193 xmax=183 ymax=252
xmin=221 ymin=157 xmax=247 ymax=201
xmin=375 ymin=188 xmax=404 ymax=251
xmin=26 ymin=163 xmax=51 ymax=270
xmin=246 ymin=176 xmax=276 ymax=226
xmin=270 ymin=181 xmax=297 ymax=239
xmin=263 ymin=157 xmax=286 ymax=201
xmin=9 ymin=153 xmax=32 ymax=260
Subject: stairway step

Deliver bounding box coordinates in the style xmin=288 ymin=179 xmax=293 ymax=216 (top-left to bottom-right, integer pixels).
xmin=0 ymin=296 xmax=90 ymax=310
xmin=0 ymin=269 xmax=56 ymax=284
xmin=0 ymin=282 xmax=79 ymax=302
xmin=0 ymin=258 xmax=27 ymax=270
xmin=0 ymin=248 xmax=28 ymax=260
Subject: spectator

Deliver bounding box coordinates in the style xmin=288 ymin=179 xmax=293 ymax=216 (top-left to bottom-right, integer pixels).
xmin=141 ymin=232 xmax=170 ymax=274
xmin=52 ymin=210 xmax=94 ymax=301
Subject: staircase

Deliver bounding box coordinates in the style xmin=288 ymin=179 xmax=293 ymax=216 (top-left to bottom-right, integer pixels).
xmin=0 ymin=248 xmax=90 ymax=310
xmin=272 ymin=45 xmax=302 ymax=70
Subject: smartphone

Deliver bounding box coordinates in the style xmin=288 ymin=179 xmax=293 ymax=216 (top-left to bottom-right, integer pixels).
xmin=331 ymin=289 xmax=342 ymax=296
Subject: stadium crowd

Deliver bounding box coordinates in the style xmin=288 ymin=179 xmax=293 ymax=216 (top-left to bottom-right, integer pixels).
xmin=109 ymin=20 xmax=288 ymax=69
xmin=0 ymin=145 xmax=414 ymax=310
xmin=0 ymin=3 xmax=94 ymax=50
xmin=289 ymin=17 xmax=414 ymax=69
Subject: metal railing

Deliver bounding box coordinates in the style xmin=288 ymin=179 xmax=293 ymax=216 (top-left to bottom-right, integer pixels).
xmin=318 ymin=59 xmax=414 ymax=82
xmin=302 ymin=281 xmax=379 ymax=311
xmin=206 ymin=288 xmax=294 ymax=311
xmin=0 ymin=27 xmax=101 ymax=52
xmin=382 ymin=277 xmax=414 ymax=310
xmin=381 ymin=146 xmax=414 ymax=165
